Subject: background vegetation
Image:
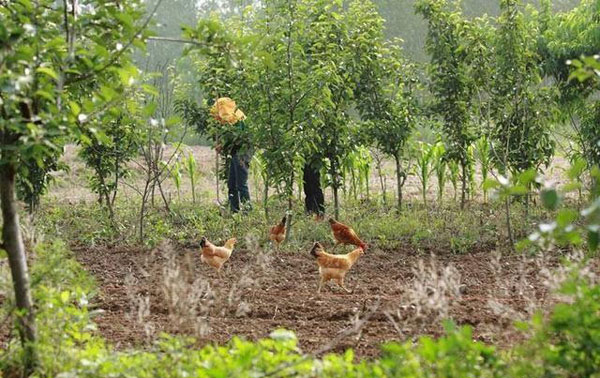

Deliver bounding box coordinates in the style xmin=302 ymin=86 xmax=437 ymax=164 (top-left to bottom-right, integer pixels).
xmin=1 ymin=0 xmax=599 ymax=376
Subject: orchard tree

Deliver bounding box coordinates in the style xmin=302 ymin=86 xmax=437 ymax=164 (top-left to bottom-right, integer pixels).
xmin=541 ymin=0 xmax=600 ymax=175
xmin=0 ymin=0 xmax=152 ymax=372
xmin=415 ymin=0 xmax=476 ymax=209
xmin=490 ymin=0 xmax=555 ymax=193
xmin=247 ymin=0 xmax=313 ymax=229
xmin=79 ymin=108 xmax=141 ymax=225
xmin=355 ymin=29 xmax=420 ymax=212
xmin=304 ymin=0 xmax=376 ymax=219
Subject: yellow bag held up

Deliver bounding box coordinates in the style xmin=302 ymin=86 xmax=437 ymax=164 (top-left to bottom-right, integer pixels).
xmin=210 ymin=97 xmax=246 ymax=125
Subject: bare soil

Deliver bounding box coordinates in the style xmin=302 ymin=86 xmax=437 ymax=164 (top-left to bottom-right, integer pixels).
xmin=73 ymin=242 xmax=573 ymax=358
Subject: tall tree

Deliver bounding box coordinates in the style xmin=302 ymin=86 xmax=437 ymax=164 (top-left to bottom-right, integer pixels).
xmin=0 ymin=0 xmax=151 ymax=372
xmin=490 ymin=0 xmax=555 ymax=180
xmin=415 ymin=0 xmax=475 ymax=209
xmin=354 ymin=27 xmax=420 ymax=212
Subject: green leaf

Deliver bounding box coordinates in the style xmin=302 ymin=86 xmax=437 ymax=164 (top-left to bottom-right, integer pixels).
xmin=541 ymin=188 xmax=560 ymax=210
xmin=482 ymin=178 xmax=500 ymax=190
xmin=69 ymin=101 xmax=81 ymax=116
xmin=588 ymin=230 xmax=599 ymax=252
xmin=60 ymin=291 xmax=70 ymax=303
xmin=36 ymin=66 xmax=59 ymax=80
xmin=518 ymin=169 xmax=537 ymax=185
xmin=556 ymin=209 xmax=578 ymax=228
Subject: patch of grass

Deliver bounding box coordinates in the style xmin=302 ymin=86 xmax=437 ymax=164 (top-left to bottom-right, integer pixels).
xmin=35 ymin=192 xmax=552 ymax=254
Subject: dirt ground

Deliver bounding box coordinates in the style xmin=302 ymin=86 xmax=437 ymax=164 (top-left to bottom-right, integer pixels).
xmin=73 ymin=242 xmax=577 ymax=358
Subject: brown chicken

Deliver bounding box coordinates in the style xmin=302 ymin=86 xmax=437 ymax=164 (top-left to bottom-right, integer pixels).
xmin=269 ymin=215 xmax=287 ymax=250
xmin=328 ymin=218 xmax=368 ymax=251
xmin=310 ymin=242 xmax=365 ymax=293
xmin=200 ymin=236 xmax=237 ymax=277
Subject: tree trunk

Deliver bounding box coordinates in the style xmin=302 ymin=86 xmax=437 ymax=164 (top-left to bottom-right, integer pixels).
xmin=330 ymin=161 xmax=340 ymax=219
xmin=395 ymin=155 xmax=403 ymax=212
xmin=333 ymin=185 xmax=340 ymax=220
xmin=157 ymin=178 xmax=171 ymax=214
xmin=263 ymin=173 xmax=269 ymax=219
xmin=460 ymin=160 xmax=467 ymax=210
xmin=0 ymin=164 xmax=37 ymax=374
xmin=505 ymin=197 xmax=515 ymax=251
xmin=285 ymin=195 xmax=293 ymax=242
xmin=376 ymin=161 xmax=387 ymax=208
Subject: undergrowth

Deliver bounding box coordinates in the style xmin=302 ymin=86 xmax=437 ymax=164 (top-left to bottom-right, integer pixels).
xmin=36 ymin=195 xmax=549 ymax=254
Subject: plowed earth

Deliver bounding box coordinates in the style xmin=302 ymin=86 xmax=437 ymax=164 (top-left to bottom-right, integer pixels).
xmin=72 ymin=242 xmax=579 ymax=358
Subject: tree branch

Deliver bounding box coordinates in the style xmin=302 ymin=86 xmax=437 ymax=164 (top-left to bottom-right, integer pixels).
xmin=66 ymin=0 xmax=163 ymax=85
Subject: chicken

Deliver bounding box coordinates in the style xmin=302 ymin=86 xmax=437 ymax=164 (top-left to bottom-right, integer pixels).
xmin=200 ymin=236 xmax=237 ymax=277
xmin=310 ymin=242 xmax=365 ymax=293
xmin=269 ymin=215 xmax=287 ymax=250
xmin=328 ymin=218 xmax=367 ymax=251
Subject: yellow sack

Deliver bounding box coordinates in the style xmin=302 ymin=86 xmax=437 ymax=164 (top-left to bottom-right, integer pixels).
xmin=210 ymin=97 xmax=246 ymax=125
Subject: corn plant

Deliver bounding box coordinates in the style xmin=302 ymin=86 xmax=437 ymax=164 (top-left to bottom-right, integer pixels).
xmin=342 ymin=146 xmax=372 ymax=202
xmin=475 ymin=136 xmax=492 ymax=202
xmin=414 ymin=141 xmax=436 ymax=207
xmin=357 ymin=146 xmax=373 ymax=201
xmin=432 ymin=142 xmax=447 ymax=205
xmin=185 ymin=153 xmax=198 ymax=204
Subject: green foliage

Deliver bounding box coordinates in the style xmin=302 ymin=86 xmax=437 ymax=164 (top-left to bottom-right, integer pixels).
xmin=380 ymin=322 xmax=503 ymax=377
xmin=17 ymin=155 xmax=66 ymax=213
xmin=415 ymin=0 xmax=477 ymax=208
xmin=0 ymin=0 xmax=149 ymax=175
xmin=79 ymin=113 xmax=140 ymax=214
xmin=490 ymin=0 xmax=555 ymax=176
xmin=520 ymin=165 xmax=600 ymax=253
xmin=540 ymin=0 xmax=600 ymax=103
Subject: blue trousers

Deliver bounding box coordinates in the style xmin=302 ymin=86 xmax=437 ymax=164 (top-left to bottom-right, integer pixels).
xmin=228 ymin=153 xmax=251 ymax=212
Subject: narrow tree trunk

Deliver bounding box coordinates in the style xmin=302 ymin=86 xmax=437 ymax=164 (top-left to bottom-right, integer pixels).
xmin=157 ymin=178 xmax=171 ymax=213
xmin=139 ymin=179 xmax=151 ymax=243
xmin=103 ymin=191 xmax=116 ymax=227
xmin=376 ymin=161 xmax=387 ymax=208
xmin=395 ymin=155 xmax=403 ymax=212
xmin=460 ymin=160 xmax=467 ymax=210
xmin=285 ymin=195 xmax=293 ymax=242
xmin=505 ymin=197 xmax=515 ymax=251
xmin=330 ymin=161 xmax=340 ymax=219
xmin=0 ymin=164 xmax=37 ymax=374
xmin=333 ymin=185 xmax=340 ymax=220
xmin=263 ymin=174 xmax=269 ymax=219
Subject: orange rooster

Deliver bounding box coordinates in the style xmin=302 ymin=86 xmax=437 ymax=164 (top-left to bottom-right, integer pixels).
xmin=328 ymin=218 xmax=368 ymax=251
xmin=310 ymin=242 xmax=364 ymax=293
xmin=269 ymin=215 xmax=287 ymax=250
xmin=200 ymin=236 xmax=237 ymax=277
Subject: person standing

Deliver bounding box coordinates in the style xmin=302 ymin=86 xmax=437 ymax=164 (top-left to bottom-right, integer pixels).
xmin=303 ymin=157 xmax=325 ymax=219
xmin=211 ymin=98 xmax=252 ymax=213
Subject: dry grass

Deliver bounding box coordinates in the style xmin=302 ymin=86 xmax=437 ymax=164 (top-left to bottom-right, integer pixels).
xmin=123 ymin=236 xmax=273 ymax=340
xmin=385 ymin=256 xmax=462 ymax=337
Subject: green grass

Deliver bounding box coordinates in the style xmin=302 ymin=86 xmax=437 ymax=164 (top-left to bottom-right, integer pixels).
xmin=35 ymin=193 xmax=551 ymax=254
